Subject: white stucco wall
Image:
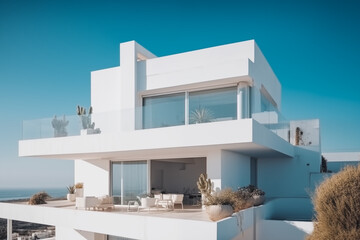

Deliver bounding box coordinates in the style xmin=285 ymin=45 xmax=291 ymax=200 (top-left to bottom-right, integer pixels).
xmin=91 ymin=67 xmax=122 ymax=113
xmin=257 ymin=147 xmax=320 ymax=198
xmin=143 ymin=40 xmax=254 ymax=91
xmin=257 ymin=220 xmax=312 ymax=240
xmin=249 ymin=43 xmax=281 ymax=112
xmin=221 ymin=151 xmax=250 ymax=190
xmin=75 ymin=159 xmax=110 ymax=196
xmin=207 ymin=150 xmax=251 ymax=191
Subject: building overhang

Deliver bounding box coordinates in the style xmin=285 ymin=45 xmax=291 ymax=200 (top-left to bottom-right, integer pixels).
xmin=19 ymin=119 xmax=294 ymax=160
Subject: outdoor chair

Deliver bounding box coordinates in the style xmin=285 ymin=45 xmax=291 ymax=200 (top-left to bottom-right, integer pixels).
xmin=171 ymin=194 xmax=184 ymax=209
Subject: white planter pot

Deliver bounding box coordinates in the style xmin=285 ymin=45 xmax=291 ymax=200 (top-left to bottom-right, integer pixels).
xmin=252 ymin=195 xmax=265 ymax=206
xmin=75 ymin=188 xmax=84 ymax=198
xmin=67 ymin=194 xmax=76 ymax=202
xmin=81 ymin=129 xmax=95 ymax=135
xmin=206 ymin=205 xmax=233 ymax=221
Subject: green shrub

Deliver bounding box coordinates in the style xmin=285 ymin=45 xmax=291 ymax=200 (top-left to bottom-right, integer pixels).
xmin=28 ymin=192 xmax=50 ymax=205
xmin=308 ymin=165 xmax=360 ymax=240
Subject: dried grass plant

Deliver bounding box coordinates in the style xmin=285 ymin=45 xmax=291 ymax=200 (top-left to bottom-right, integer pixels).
xmin=75 ymin=182 xmax=83 ymax=189
xmin=307 ymin=165 xmax=360 ymax=240
xmin=28 ymin=192 xmax=50 ymax=205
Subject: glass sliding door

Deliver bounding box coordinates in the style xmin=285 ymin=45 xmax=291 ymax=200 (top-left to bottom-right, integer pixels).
xmin=111 ymin=161 xmax=148 ymax=205
xmin=189 ymin=87 xmax=237 ymax=124
xmin=143 ymin=93 xmax=185 ymax=129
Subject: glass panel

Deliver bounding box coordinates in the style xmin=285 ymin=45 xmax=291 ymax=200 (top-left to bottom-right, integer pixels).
xmin=123 ymin=161 xmax=148 ymax=204
xmin=189 ymin=87 xmax=237 ymax=124
xmin=143 ymin=93 xmax=185 ymax=129
xmin=111 ymin=161 xmax=148 ymax=205
xmin=111 ymin=163 xmax=122 ymax=204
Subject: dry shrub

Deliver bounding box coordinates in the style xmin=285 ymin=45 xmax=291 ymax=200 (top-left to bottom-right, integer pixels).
xmin=205 ymin=188 xmax=251 ymax=212
xmin=308 ymin=165 xmax=360 ymax=240
xmin=28 ymin=192 xmax=50 ymax=205
xmin=205 ymin=188 xmax=235 ymax=206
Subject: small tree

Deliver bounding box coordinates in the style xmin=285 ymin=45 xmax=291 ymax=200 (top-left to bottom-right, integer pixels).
xmin=308 ymin=165 xmax=360 ymax=240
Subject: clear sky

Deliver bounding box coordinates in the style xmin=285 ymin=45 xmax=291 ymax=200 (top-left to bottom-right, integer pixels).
xmin=0 ymin=0 xmax=359 ymax=188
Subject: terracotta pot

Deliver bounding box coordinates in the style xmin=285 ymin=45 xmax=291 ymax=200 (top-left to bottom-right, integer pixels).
xmin=206 ymin=205 xmax=233 ymax=221
xmin=252 ymin=195 xmax=265 ymax=206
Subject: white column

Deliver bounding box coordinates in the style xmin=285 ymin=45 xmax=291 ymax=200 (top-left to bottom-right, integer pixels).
xmin=120 ymin=41 xmax=156 ymax=131
xmin=185 ymin=92 xmax=189 ymax=125
xmin=147 ymin=160 xmax=151 ymax=194
xmin=7 ymin=219 xmax=12 ymax=240
xmin=120 ymin=162 xmax=124 ymax=205
xmin=237 ymin=84 xmax=243 ymax=120
xmin=206 ymin=150 xmax=222 ymax=191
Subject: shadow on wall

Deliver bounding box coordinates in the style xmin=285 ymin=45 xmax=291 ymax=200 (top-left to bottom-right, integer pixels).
xmin=262 ymin=198 xmax=313 ymax=221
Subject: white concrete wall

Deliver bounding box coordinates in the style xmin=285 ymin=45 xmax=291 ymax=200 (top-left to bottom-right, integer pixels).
xmin=249 ymin=43 xmax=281 ymax=111
xmin=257 ymin=147 xmax=320 ymax=198
xmin=221 ymin=151 xmax=250 ymax=190
xmin=143 ymin=41 xmax=254 ymax=91
xmin=257 ymin=220 xmax=312 ymax=240
xmin=207 ymin=150 xmax=222 ymax=191
xmin=20 ymin=119 xmax=261 ymax=159
xmin=0 ymin=203 xmax=219 ymax=240
xmin=75 ymin=160 xmax=110 ymax=196
xmin=119 ymin=41 xmax=156 ymax=131
xmin=56 ymin=227 xmax=106 ymax=240
xmin=207 ymin=150 xmax=251 ymax=191
xmin=90 ymin=67 xmax=123 ymax=134
xmin=91 ymin=67 xmax=122 ymax=113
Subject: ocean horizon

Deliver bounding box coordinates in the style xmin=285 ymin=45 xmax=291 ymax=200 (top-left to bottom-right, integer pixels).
xmin=0 ymin=188 xmax=67 ymax=201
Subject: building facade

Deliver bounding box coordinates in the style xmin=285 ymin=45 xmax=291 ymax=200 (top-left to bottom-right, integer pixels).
xmin=1 ymin=40 xmax=331 ymax=239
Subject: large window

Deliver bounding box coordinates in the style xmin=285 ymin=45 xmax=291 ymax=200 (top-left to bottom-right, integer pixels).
xmin=111 ymin=161 xmax=148 ymax=205
xmin=142 ymin=86 xmax=239 ymax=129
xmin=189 ymin=87 xmax=237 ymax=124
xmin=143 ymin=93 xmax=185 ymax=129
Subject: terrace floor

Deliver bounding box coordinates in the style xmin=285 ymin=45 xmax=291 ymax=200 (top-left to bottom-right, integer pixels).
xmin=15 ymin=199 xmax=210 ymax=222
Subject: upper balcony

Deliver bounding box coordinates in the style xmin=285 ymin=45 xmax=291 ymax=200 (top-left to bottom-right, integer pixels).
xmin=19 ymin=102 xmax=315 ymax=160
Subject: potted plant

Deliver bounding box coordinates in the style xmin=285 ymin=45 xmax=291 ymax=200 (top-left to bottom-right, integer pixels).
xmin=75 ymin=182 xmax=84 ymax=198
xmin=77 ymin=105 xmax=101 ymax=135
xmin=51 ymin=115 xmax=69 ymax=137
xmin=251 ymin=188 xmax=265 ymax=206
xmin=204 ymin=188 xmax=235 ymax=221
xmin=237 ymin=185 xmax=265 ymax=207
xmin=189 ymin=107 xmax=214 ymax=124
xmin=66 ymin=185 xmax=76 ymax=202
xmin=197 ymin=173 xmax=212 ymax=209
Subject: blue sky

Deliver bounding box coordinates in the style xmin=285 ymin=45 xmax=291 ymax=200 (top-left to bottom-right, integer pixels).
xmin=0 ymin=0 xmax=359 ymax=188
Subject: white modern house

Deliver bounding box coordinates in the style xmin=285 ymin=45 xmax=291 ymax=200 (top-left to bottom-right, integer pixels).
xmin=0 ymin=40 xmax=345 ymax=240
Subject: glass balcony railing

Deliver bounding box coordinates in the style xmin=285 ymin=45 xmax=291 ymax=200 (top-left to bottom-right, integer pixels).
xmin=22 ymin=111 xmax=122 ymax=140
xmin=22 ymin=106 xmax=319 ymax=150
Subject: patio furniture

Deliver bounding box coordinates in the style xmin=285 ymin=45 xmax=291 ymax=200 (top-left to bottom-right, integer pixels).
xmin=76 ymin=196 xmax=114 ymax=211
xmin=138 ymin=197 xmax=157 ymax=212
xmin=172 ymin=194 xmax=184 ymax=209
xmin=127 ymin=200 xmax=139 ymax=212
xmin=156 ymin=194 xmax=173 ymax=209
xmin=95 ymin=195 xmax=114 ymax=211
xmin=76 ymin=196 xmax=98 ymax=210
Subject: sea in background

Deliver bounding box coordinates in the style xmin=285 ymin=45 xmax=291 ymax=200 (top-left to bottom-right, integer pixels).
xmin=0 ymin=188 xmax=67 ymax=201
